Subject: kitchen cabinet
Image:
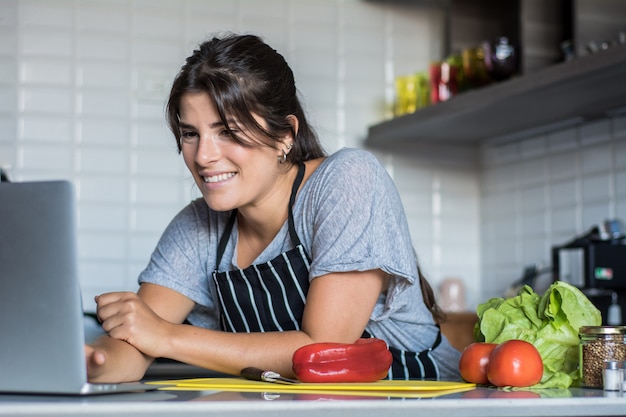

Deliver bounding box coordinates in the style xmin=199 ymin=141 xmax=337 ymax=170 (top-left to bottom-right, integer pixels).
xmin=367 ymin=43 xmax=626 ymax=146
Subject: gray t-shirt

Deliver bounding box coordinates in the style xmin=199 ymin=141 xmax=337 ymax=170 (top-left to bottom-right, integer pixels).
xmin=138 ymin=148 xmax=461 ymax=380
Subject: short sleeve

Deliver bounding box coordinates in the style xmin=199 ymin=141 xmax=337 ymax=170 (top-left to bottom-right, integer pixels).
xmin=137 ymin=200 xmax=213 ymax=308
xmin=301 ymin=149 xmax=420 ymax=319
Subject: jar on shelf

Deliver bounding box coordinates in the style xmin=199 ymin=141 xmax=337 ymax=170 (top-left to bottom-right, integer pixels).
xmin=579 ymin=326 xmax=626 ymax=388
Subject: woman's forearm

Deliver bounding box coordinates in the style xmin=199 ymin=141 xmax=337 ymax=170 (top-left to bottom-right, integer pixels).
xmin=89 ymin=334 xmax=154 ymax=383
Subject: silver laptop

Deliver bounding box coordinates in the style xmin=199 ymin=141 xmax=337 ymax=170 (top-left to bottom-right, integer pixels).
xmin=0 ymin=180 xmax=160 ymax=395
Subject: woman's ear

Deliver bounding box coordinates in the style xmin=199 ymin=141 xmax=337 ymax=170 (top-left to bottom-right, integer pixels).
xmin=286 ymin=114 xmax=299 ymax=139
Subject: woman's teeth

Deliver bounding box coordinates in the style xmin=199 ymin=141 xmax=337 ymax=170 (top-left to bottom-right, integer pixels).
xmin=204 ymin=172 xmax=235 ymax=183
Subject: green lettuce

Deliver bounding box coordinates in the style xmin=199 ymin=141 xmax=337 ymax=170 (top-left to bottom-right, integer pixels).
xmin=474 ymin=281 xmax=602 ymax=388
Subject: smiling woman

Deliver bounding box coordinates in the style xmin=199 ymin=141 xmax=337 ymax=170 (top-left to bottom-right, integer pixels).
xmin=84 ymin=33 xmax=461 ymax=384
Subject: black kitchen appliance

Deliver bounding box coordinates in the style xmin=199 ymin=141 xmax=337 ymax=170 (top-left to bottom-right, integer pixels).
xmin=552 ymin=219 xmax=626 ymax=324
xmin=552 ymin=219 xmax=626 ymax=290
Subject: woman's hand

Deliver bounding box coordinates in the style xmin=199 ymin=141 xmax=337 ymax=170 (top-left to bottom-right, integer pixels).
xmin=95 ymin=291 xmax=174 ymax=359
xmin=84 ymin=344 xmax=107 ymax=379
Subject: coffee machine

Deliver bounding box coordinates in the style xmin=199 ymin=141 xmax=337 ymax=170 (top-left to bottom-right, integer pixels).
xmin=552 ymin=219 xmax=626 ymax=324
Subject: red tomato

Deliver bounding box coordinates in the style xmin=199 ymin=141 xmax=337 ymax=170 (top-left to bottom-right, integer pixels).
xmin=458 ymin=342 xmax=497 ymax=384
xmin=486 ymin=340 xmax=543 ymax=387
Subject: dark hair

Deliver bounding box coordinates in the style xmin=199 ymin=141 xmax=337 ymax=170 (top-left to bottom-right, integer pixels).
xmin=166 ymin=33 xmax=326 ymax=163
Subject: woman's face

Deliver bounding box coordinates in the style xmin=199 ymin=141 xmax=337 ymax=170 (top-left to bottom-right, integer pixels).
xmin=178 ymin=92 xmax=288 ymax=212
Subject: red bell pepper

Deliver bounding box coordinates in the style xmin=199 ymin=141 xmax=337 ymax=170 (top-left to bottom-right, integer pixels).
xmin=292 ymin=338 xmax=393 ymax=383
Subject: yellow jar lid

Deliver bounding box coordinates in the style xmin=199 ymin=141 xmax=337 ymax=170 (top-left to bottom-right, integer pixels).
xmin=579 ymin=326 xmax=626 ymax=335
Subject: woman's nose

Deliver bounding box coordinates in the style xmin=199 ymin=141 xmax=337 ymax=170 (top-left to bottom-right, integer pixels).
xmin=195 ymin=135 xmax=220 ymax=165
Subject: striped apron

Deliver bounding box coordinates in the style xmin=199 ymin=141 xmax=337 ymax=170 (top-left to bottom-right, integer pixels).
xmin=211 ymin=163 xmax=442 ymax=379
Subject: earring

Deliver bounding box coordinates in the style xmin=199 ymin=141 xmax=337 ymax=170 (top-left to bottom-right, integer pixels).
xmin=279 ymin=143 xmax=293 ymax=164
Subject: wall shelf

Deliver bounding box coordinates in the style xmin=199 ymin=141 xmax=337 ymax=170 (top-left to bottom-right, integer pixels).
xmin=366 ymin=43 xmax=626 ymax=146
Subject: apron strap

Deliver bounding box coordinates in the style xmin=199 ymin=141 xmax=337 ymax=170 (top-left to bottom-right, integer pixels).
xmin=214 ymin=163 xmax=306 ymax=270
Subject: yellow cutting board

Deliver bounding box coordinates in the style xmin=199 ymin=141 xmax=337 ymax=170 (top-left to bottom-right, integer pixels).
xmin=146 ymin=378 xmax=476 ymax=398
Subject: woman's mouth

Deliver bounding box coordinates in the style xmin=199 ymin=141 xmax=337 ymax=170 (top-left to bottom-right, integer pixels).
xmin=203 ymin=172 xmax=236 ymax=183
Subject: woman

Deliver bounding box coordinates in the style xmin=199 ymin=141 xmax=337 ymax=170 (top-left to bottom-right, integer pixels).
xmin=86 ymin=33 xmax=461 ymax=383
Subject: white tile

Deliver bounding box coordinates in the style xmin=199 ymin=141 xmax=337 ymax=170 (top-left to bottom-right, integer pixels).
xmin=79 ymin=62 xmax=129 ymax=89
xmin=79 ymin=203 xmax=128 ymax=232
xmin=131 ymin=205 xmax=180 ymax=232
xmin=580 ymin=119 xmax=611 ymax=146
xmin=76 ymin=8 xmax=130 ymax=34
xmin=581 ymin=172 xmax=611 ymax=203
xmin=20 ymin=30 xmax=72 ymax=57
xmin=80 ymin=90 xmax=129 ymax=118
xmin=18 ymin=143 xmax=73 ymax=171
xmin=581 ymin=143 xmax=612 ymax=175
xmin=131 ymin=149 xmax=180 ymax=177
xmin=550 ymin=206 xmax=578 ymax=235
xmin=519 ymin=157 xmax=546 ymax=186
xmin=20 ymin=115 xmax=72 ymax=142
xmin=132 ymin=14 xmax=182 ymax=39
xmin=130 ymin=39 xmax=183 ymax=65
xmin=80 ymin=118 xmax=129 ymax=146
xmin=0 ymin=58 xmax=17 ymax=84
xmin=582 ymin=202 xmax=611 ymax=230
xmin=616 ymin=170 xmax=626 ymax=198
xmin=0 ymin=29 xmax=17 ymax=55
xmin=76 ymin=35 xmax=129 ymax=61
xmin=550 ymin=179 xmax=578 ymax=208
xmin=548 ymin=151 xmax=578 ymax=181
xmin=520 ymin=211 xmax=547 ymax=237
xmin=133 ymin=121 xmax=173 ymax=148
xmin=77 ymin=232 xmax=127 ymax=261
xmin=19 ymin=3 xmax=73 ymax=29
xmin=78 ymin=175 xmax=129 ymax=204
xmin=616 ymin=197 xmax=626 ymax=221
xmin=548 ymin=127 xmax=577 ymax=153
xmin=0 ymin=116 xmax=17 ymax=140
xmin=240 ymin=0 xmax=288 ymax=21
xmin=185 ymin=0 xmax=237 ymax=16
xmin=613 ymin=115 xmax=626 ymax=140
xmin=615 ymin=137 xmax=626 ymax=169
xmin=20 ymin=87 xmax=73 ymax=114
xmin=78 ymin=147 xmax=128 ymax=174
xmin=521 ymin=185 xmax=546 ymax=213
xmin=20 ymin=58 xmax=73 ymax=85
xmin=520 ymin=135 xmax=547 ymax=158
xmin=132 ymin=178 xmax=183 ymax=205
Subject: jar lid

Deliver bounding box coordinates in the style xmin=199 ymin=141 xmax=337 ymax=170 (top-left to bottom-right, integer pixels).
xmin=579 ymin=326 xmax=626 ymax=335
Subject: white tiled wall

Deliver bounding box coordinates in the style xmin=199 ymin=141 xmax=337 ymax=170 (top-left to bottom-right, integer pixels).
xmin=480 ymin=116 xmax=626 ymax=300
xmin=4 ymin=1 xmax=621 ymax=314
xmin=3 ymin=0 xmax=483 ymax=311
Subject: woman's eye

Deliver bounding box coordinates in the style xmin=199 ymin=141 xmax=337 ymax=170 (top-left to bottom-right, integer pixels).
xmin=180 ymin=131 xmax=198 ymax=141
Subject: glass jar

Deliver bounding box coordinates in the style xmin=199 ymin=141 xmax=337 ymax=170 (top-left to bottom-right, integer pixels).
xmin=579 ymin=326 xmax=626 ymax=388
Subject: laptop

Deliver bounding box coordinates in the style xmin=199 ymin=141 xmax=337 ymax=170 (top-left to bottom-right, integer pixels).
xmin=0 ymin=180 xmax=160 ymax=395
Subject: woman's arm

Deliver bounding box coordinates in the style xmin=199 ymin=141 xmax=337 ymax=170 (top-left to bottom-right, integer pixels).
xmin=91 ymin=270 xmax=387 ymax=381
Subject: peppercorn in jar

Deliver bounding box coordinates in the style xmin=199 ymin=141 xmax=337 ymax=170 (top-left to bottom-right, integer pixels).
xmin=579 ymin=326 xmax=626 ymax=388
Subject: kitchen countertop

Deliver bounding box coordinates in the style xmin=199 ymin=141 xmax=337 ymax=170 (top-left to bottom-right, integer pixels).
xmin=2 ymin=384 xmax=626 ymax=417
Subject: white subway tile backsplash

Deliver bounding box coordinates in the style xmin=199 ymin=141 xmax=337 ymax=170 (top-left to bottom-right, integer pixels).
xmin=582 ymin=201 xmax=611 ymax=230
xmin=133 ymin=14 xmax=182 ymax=39
xmin=76 ymin=9 xmax=130 ymax=35
xmin=79 ymin=62 xmax=129 ymax=89
xmin=18 ymin=143 xmax=72 ymax=172
xmin=78 ymin=147 xmax=128 ymax=174
xmin=0 ymin=59 xmax=17 ymax=84
xmin=582 ymin=172 xmax=612 ymax=203
xmin=548 ymin=151 xmax=578 ymax=181
xmin=80 ymin=90 xmax=129 ymax=117
xmin=20 ymin=87 xmax=73 ymax=114
xmin=78 ymin=176 xmax=129 ymax=203
xmin=20 ymin=30 xmax=73 ymax=57
xmin=19 ymin=3 xmax=73 ymax=29
xmin=581 ymin=144 xmax=612 ymax=174
xmin=20 ymin=58 xmax=73 ymax=85
xmin=79 ymin=204 xmax=128 ymax=232
xmin=20 ymin=115 xmax=72 ymax=142
xmin=7 ymin=0 xmax=622 ymax=311
xmin=80 ymin=118 xmax=129 ymax=146
xmin=550 ymin=179 xmax=578 ymax=208
xmin=580 ymin=119 xmax=611 ymax=146
xmin=76 ymin=35 xmax=129 ymax=61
